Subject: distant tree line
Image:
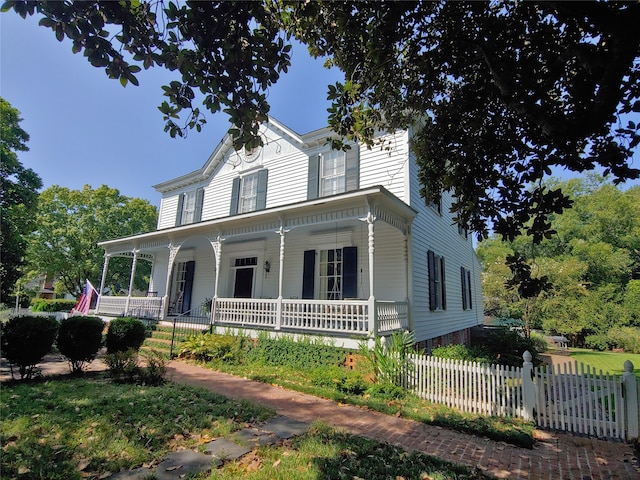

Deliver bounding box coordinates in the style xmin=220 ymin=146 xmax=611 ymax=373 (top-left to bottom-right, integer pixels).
xmin=478 ymin=176 xmax=640 ymax=351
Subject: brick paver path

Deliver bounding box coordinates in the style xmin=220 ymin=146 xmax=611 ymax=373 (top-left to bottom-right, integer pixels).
xmin=166 ymin=360 xmax=640 ymax=480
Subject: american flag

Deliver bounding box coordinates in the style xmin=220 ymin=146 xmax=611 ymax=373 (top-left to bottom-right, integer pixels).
xmin=71 ymin=279 xmax=98 ymax=315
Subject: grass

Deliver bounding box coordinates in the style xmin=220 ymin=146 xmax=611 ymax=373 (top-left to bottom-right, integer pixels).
xmin=567 ymin=348 xmax=640 ymax=377
xmin=1 ymin=376 xmax=273 ymax=480
xmin=0 ymin=376 xmax=490 ymax=480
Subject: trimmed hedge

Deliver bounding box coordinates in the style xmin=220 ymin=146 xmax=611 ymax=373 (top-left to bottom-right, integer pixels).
xmin=57 ymin=316 xmax=105 ymax=373
xmin=0 ymin=315 xmax=59 ymax=379
xmin=105 ymin=317 xmax=146 ymax=353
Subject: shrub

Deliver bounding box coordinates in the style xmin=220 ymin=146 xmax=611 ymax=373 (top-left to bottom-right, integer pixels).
xmin=482 ymin=327 xmax=545 ymax=367
xmin=585 ymin=334 xmax=612 ymax=351
xmin=56 ymin=316 xmax=105 ymax=373
xmin=178 ymin=332 xmax=247 ymax=362
xmin=310 ymin=365 xmax=369 ymax=395
xmin=246 ymin=332 xmax=346 ymax=370
xmin=139 ymin=349 xmax=167 ymax=385
xmin=104 ymin=348 xmax=140 ymax=383
xmin=607 ymin=327 xmax=640 ymax=354
xmin=103 ymin=348 xmax=167 ymax=385
xmin=30 ymin=298 xmax=77 ymax=312
xmin=0 ymin=315 xmax=58 ymax=379
xmin=365 ymin=381 xmax=406 ymax=400
xmin=431 ymin=344 xmax=495 ymax=364
xmin=359 ymin=330 xmax=417 ymax=386
xmin=105 ymin=317 xmax=146 ymax=353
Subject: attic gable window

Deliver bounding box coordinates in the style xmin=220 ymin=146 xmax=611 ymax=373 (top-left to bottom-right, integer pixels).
xmin=307 ymin=146 xmax=359 ymax=200
xmin=175 ymin=188 xmax=204 ymax=226
xmin=230 ymin=169 xmax=268 ymax=215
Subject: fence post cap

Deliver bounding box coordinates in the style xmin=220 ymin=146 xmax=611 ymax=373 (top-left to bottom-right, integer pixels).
xmin=624 ymin=360 xmax=635 ymax=373
xmin=523 ymin=350 xmax=532 ymax=363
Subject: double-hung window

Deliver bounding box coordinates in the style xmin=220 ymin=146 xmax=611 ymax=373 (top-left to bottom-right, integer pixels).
xmin=307 ymin=145 xmax=359 ymax=200
xmin=320 ymin=150 xmax=346 ymax=197
xmin=230 ymin=169 xmax=268 ymax=215
xmin=239 ymin=172 xmax=258 ymax=213
xmin=427 ymin=250 xmax=447 ymax=311
xmin=175 ymin=188 xmax=204 ymax=226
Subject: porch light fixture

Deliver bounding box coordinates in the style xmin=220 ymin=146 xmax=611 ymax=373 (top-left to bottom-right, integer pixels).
xmin=264 ymin=260 xmax=271 ymax=274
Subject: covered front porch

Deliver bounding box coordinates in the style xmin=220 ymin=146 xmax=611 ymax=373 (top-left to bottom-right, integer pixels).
xmin=95 ymin=187 xmax=416 ymax=344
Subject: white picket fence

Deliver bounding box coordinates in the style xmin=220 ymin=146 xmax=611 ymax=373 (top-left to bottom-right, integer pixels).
xmin=400 ymin=352 xmax=639 ymax=440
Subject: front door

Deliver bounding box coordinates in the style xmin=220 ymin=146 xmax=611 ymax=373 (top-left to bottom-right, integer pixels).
xmin=233 ymin=267 xmax=254 ymax=298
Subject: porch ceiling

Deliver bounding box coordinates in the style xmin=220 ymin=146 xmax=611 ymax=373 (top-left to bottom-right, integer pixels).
xmin=98 ymin=186 xmax=417 ymax=254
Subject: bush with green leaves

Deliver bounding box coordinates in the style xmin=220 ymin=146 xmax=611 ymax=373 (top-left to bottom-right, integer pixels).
xmin=105 ymin=317 xmax=146 ymax=353
xmin=431 ymin=344 xmax=495 ymax=364
xmin=0 ymin=315 xmax=58 ymax=379
xmin=359 ymin=330 xmax=417 ymax=386
xmin=178 ymin=332 xmax=248 ymax=363
xmin=56 ymin=316 xmax=105 ymax=373
xmin=469 ymin=327 xmax=545 ymax=367
xmin=30 ymin=298 xmax=77 ymax=312
xmin=310 ymin=365 xmax=369 ymax=395
xmin=606 ymin=327 xmax=640 ymax=354
xmin=103 ymin=348 xmax=167 ymax=385
xmin=246 ymin=332 xmax=347 ymax=370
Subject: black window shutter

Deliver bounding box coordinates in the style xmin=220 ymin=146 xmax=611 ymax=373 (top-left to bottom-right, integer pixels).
xmin=428 ymin=250 xmax=436 ymax=311
xmin=345 ymin=145 xmax=360 ymax=192
xmin=460 ymin=267 xmax=467 ymax=310
xmin=194 ymin=187 xmax=204 ymax=223
xmin=182 ymin=260 xmax=195 ymax=314
xmin=467 ymin=269 xmax=472 ymax=309
xmin=342 ymin=246 xmax=358 ymax=298
xmin=302 ymin=249 xmax=316 ymax=299
xmin=256 ymin=169 xmax=268 ymax=210
xmin=175 ymin=193 xmax=184 ymax=227
xmin=307 ymin=155 xmax=320 ymax=200
xmin=229 ymin=177 xmax=241 ymax=215
xmin=440 ymin=256 xmax=447 ymax=310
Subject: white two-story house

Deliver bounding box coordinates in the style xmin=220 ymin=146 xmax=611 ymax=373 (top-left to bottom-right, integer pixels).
xmin=95 ymin=117 xmax=482 ymax=350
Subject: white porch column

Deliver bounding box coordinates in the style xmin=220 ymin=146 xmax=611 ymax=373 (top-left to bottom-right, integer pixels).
xmin=362 ymin=210 xmax=377 ymax=336
xmin=163 ymin=243 xmax=181 ymax=317
xmin=211 ymin=236 xmax=224 ymax=326
xmin=95 ymin=253 xmax=110 ymax=312
xmin=125 ymin=250 xmax=139 ymax=315
xmin=404 ymin=229 xmax=412 ymax=331
xmin=275 ymin=225 xmax=289 ymax=330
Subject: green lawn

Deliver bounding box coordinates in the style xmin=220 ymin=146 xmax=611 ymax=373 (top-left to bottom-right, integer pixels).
xmin=0 ymin=376 xmax=490 ymax=480
xmin=568 ymin=348 xmax=640 ymax=377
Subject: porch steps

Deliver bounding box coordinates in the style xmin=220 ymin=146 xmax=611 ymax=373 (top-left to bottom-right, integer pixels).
xmin=141 ymin=325 xmax=175 ymax=358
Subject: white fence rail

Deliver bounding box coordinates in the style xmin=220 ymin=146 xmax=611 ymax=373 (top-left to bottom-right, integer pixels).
xmin=402 ymin=352 xmax=639 ymax=441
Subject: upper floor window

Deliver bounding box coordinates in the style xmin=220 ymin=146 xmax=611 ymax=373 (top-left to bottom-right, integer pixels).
xmin=307 ymin=145 xmax=359 ymax=200
xmin=427 ymin=250 xmax=446 ymax=311
xmin=175 ymin=187 xmax=204 ymax=226
xmin=458 ymin=223 xmax=469 ymax=239
xmin=230 ymin=169 xmax=268 ymax=216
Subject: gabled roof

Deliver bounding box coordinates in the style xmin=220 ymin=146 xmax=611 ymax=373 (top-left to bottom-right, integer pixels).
xmin=153 ymin=116 xmax=327 ymax=194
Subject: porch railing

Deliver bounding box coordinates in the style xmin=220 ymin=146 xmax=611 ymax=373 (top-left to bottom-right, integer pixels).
xmin=95 ymin=296 xmax=408 ymax=336
xmin=96 ymin=296 xmax=164 ymax=320
xmin=281 ymin=299 xmax=369 ymax=335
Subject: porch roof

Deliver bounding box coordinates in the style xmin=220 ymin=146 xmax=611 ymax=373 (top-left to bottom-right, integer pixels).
xmin=98 ymin=185 xmax=417 ymax=255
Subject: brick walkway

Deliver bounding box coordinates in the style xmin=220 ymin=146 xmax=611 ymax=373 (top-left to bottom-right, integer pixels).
xmin=2 ymin=356 xmax=638 ymax=479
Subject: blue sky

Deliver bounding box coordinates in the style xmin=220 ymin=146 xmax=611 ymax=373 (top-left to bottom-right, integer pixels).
xmin=1 ymin=11 xmax=342 ymax=205
xmin=2 ymin=11 xmax=638 ymax=208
